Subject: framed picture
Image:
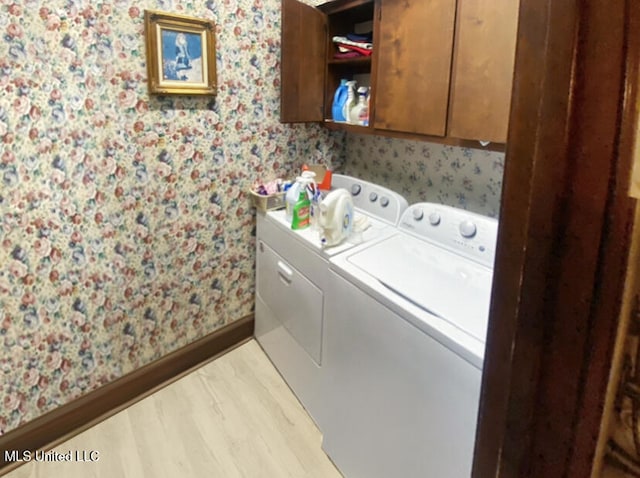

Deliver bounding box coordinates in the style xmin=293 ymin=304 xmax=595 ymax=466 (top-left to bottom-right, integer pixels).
xmin=144 ymin=10 xmax=216 ymax=96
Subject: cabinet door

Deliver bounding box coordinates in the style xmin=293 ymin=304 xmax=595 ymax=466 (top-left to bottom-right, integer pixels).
xmin=373 ymin=0 xmax=456 ymax=136
xmin=448 ymin=0 xmax=520 ymax=143
xmin=280 ymin=0 xmax=326 ymax=123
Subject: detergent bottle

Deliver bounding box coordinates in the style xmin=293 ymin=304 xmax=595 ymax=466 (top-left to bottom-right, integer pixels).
xmin=310 ymin=187 xmax=323 ymax=231
xmin=285 ymin=180 xmax=301 ymax=221
xmin=343 ymin=80 xmax=357 ymax=124
xmin=350 ymin=86 xmax=369 ymax=126
xmin=331 ymin=79 xmax=349 ymax=122
xmin=286 ymin=171 xmax=316 ymax=224
xmin=291 ymin=175 xmax=313 ymax=230
xmin=285 ymin=171 xmax=309 ymax=220
xmin=298 ymin=170 xmax=321 ymax=230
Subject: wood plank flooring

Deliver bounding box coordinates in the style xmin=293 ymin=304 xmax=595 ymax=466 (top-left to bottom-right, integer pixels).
xmin=3 ymin=340 xmax=342 ymax=478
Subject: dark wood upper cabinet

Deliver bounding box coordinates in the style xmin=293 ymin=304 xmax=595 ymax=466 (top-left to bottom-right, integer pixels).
xmin=448 ymin=0 xmax=520 ymax=143
xmin=281 ymin=0 xmax=376 ymax=133
xmin=280 ymin=0 xmax=327 ymax=123
xmin=373 ymin=0 xmax=456 ymax=137
xmin=280 ymin=0 xmax=520 ymax=145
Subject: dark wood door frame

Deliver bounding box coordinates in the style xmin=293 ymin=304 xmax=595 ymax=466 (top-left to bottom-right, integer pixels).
xmin=474 ymin=0 xmax=637 ymax=477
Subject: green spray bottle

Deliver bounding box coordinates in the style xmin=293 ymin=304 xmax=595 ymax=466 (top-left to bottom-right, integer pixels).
xmin=291 ymin=176 xmax=312 ymax=230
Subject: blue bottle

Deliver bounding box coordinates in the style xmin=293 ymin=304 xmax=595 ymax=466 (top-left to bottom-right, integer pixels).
xmin=332 ymin=79 xmax=349 ymax=122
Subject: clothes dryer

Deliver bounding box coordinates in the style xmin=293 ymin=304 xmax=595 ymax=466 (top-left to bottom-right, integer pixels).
xmin=254 ymin=174 xmax=408 ymax=428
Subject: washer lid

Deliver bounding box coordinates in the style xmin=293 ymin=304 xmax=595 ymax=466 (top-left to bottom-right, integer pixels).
xmin=346 ymin=234 xmax=494 ymax=343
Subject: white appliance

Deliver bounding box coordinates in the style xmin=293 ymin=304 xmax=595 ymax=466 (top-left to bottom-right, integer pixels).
xmin=318 ymin=188 xmax=354 ymax=247
xmin=254 ymin=174 xmax=408 ymax=428
xmin=323 ymin=203 xmax=498 ymax=478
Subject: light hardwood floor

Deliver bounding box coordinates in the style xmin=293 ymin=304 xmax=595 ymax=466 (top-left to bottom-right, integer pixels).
xmin=4 ymin=340 xmax=342 ymax=478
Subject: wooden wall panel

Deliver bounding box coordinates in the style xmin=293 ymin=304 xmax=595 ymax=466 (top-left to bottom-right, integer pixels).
xmin=473 ymin=0 xmax=630 ymax=476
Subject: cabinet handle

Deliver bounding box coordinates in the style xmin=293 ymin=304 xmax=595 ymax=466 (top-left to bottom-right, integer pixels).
xmin=277 ymin=260 xmax=293 ymax=285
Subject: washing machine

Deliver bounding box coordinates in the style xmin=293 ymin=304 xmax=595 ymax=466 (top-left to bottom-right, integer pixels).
xmin=323 ymin=203 xmax=498 ymax=478
xmin=254 ymin=174 xmax=408 ymax=428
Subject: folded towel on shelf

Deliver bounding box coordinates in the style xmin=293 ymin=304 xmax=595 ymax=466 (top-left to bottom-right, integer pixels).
xmin=335 ymin=43 xmax=373 ymax=57
xmin=346 ymin=32 xmax=373 ymax=43
xmin=332 ymin=36 xmax=373 ymax=50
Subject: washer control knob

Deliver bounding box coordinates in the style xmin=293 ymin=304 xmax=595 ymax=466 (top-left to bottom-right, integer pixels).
xmin=459 ymin=220 xmax=477 ymax=238
xmin=369 ymin=192 xmax=378 ymax=202
xmin=412 ymin=208 xmax=424 ymax=221
xmin=380 ymin=196 xmax=390 ymax=208
xmin=428 ymin=212 xmax=441 ymax=226
xmin=351 ymin=184 xmax=361 ymax=196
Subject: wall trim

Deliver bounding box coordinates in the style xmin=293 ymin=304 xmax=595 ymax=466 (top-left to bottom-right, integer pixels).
xmin=0 ymin=315 xmax=254 ymax=474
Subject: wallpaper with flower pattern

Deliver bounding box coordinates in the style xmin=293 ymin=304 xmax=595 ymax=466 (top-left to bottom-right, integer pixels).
xmin=0 ymin=0 xmax=344 ymax=434
xmin=341 ymin=135 xmax=505 ymax=218
xmin=0 ymin=0 xmax=504 ymax=435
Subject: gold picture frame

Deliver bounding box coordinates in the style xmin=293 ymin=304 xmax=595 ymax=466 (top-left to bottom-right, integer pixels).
xmin=144 ymin=10 xmax=216 ymax=96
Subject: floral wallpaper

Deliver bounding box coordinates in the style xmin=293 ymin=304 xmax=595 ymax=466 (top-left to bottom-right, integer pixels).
xmin=0 ymin=0 xmax=503 ymax=437
xmin=0 ymin=0 xmax=342 ymax=434
xmin=341 ymin=135 xmax=505 ymax=218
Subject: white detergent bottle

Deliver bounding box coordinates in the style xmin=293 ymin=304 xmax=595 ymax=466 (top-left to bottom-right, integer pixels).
xmin=343 ymin=80 xmax=357 ymax=124
xmin=299 ymin=171 xmax=320 ymax=229
xmin=350 ymin=86 xmax=369 ymax=125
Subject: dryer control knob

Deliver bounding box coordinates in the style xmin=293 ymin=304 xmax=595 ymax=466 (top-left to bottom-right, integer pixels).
xmin=351 ymin=184 xmax=362 ymax=196
xmin=380 ymin=197 xmax=390 ymax=208
xmin=412 ymin=208 xmax=424 ymax=221
xmin=369 ymin=192 xmax=378 ymax=202
xmin=428 ymin=212 xmax=441 ymax=226
xmin=459 ymin=220 xmax=477 ymax=238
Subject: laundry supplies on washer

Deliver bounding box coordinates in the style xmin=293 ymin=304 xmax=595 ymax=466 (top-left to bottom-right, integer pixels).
xmin=318 ymin=189 xmax=354 ymax=247
xmin=285 ymin=171 xmax=316 ymax=223
xmin=309 ymin=188 xmax=322 ymax=230
xmin=291 ymin=187 xmax=311 ymax=230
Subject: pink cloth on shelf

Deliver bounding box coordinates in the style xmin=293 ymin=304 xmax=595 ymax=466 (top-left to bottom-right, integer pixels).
xmin=333 ymin=51 xmax=363 ymax=59
xmin=335 ymin=43 xmax=373 ymax=57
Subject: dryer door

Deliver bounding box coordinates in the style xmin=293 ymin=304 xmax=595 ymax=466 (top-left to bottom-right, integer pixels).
xmin=256 ymin=240 xmax=323 ymax=364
